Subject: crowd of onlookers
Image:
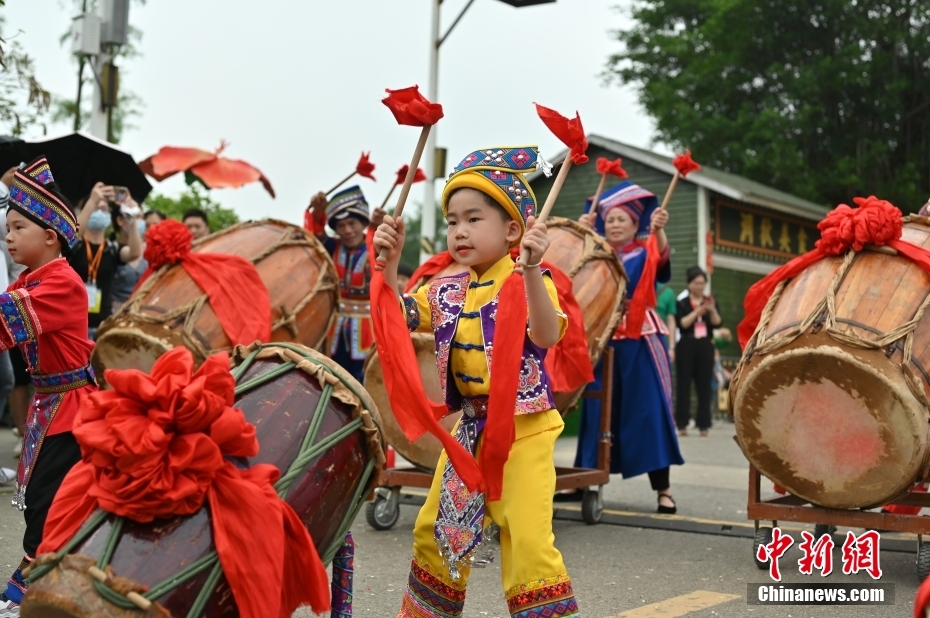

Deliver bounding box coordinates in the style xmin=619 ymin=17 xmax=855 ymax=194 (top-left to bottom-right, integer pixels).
xmin=0 ymin=170 xmax=214 ymax=459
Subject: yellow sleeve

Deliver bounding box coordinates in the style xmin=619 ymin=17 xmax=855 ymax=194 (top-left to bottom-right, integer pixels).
xmin=401 ymin=283 xmax=433 ymax=334
xmin=528 ymin=272 xmax=568 ymax=346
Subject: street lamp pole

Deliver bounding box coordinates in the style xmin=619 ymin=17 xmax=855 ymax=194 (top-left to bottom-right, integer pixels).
xmin=419 ymin=0 xmax=442 ymax=263
xmin=417 ymin=0 xmax=555 ymax=265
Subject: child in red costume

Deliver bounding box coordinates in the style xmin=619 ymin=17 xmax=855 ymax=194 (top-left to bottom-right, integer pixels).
xmin=0 ymin=157 xmax=96 ymax=616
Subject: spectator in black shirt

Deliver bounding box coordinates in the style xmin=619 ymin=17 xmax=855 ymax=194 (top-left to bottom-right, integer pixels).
xmin=674 ymin=266 xmax=722 ymax=436
xmin=67 ymin=183 xmax=143 ymax=338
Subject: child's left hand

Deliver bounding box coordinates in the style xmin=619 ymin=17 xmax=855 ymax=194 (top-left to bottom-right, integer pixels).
xmin=516 ymin=215 xmax=549 ymax=273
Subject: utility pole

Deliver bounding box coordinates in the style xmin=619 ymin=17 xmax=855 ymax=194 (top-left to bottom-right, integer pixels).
xmin=72 ymin=0 xmax=129 ymax=141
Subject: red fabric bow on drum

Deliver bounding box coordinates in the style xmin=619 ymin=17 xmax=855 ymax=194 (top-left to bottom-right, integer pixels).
xmin=38 ymin=348 xmax=329 ymax=617
xmin=136 ymin=220 xmax=271 ymax=346
xmin=738 ymin=196 xmax=930 ymax=347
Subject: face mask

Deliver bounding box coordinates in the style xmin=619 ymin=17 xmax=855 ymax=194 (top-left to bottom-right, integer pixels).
xmin=87 ymin=210 xmax=110 ymax=232
xmin=136 ymin=220 xmax=146 ymax=236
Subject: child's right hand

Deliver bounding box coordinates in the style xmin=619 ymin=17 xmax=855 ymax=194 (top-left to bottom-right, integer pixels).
xmin=373 ymin=215 xmax=406 ymax=270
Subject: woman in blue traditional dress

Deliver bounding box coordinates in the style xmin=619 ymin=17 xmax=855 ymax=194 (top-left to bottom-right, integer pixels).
xmin=558 ymin=181 xmax=684 ymax=513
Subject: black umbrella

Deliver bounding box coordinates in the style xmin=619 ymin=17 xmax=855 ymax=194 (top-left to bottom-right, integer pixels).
xmin=24 ymin=131 xmax=153 ymax=206
xmin=0 ymin=136 xmax=32 ymax=175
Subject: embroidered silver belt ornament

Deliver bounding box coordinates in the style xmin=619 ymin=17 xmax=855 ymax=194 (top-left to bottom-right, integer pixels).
xmin=433 ymin=404 xmax=494 ymax=580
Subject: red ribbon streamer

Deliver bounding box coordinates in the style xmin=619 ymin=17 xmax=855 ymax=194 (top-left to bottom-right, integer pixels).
xmin=38 ymin=348 xmax=329 ymax=617
xmin=404 ymin=250 xmax=592 ymax=393
xmin=619 ymin=235 xmax=661 ymax=339
xmin=136 ymin=220 xmax=271 ymax=346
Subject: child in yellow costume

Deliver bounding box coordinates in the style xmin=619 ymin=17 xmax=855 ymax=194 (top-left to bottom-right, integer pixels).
xmin=374 ymin=146 xmax=581 ymax=618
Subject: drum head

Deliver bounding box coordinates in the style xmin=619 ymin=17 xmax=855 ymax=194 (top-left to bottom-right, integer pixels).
xmin=364 ymin=334 xmax=461 ymax=470
xmin=734 ymin=343 xmax=928 ymax=509
xmin=91 ymin=327 xmax=183 ymax=386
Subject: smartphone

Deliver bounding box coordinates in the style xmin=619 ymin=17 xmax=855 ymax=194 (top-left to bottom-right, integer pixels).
xmin=114 ymin=186 xmax=130 ymax=205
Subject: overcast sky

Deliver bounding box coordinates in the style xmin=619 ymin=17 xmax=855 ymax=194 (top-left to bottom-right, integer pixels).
xmin=5 ymin=0 xmax=662 ymax=224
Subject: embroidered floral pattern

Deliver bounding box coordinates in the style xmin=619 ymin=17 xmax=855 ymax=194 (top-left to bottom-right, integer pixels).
xmin=399 ymin=559 xmax=466 ymax=618
xmin=506 ymin=575 xmax=580 ymax=618
xmin=403 ymin=294 xmax=421 ymax=331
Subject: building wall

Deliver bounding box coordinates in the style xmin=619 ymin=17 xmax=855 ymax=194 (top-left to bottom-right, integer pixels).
xmin=530 ymin=144 xmax=700 ymax=296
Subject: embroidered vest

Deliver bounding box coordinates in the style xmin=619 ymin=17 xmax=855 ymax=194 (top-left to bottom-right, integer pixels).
xmin=424 ymin=273 xmax=556 ymax=416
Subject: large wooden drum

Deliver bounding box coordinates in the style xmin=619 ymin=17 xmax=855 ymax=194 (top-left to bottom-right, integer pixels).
xmin=364 ymin=334 xmax=461 ymax=470
xmin=730 ymin=217 xmax=930 ymax=509
xmin=365 ymin=216 xmax=626 ymax=470
xmin=22 ymin=343 xmax=384 ymax=618
xmin=93 ymin=219 xmax=338 ymax=379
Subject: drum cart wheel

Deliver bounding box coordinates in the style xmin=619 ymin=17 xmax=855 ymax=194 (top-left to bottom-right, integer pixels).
xmin=371 ymin=349 xmax=618 ymax=531
xmin=552 ymin=348 xmax=616 ymax=527
xmin=366 ymin=487 xmax=401 ymax=531
xmin=752 ymin=523 xmax=774 ymax=570
xmin=747 ymin=465 xmax=930 ymax=580
xmin=917 ymin=535 xmax=930 ymax=582
xmin=581 ymin=487 xmax=604 ymax=525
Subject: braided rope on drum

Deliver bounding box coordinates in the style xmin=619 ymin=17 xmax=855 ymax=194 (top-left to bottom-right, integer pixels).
xmin=738 ymin=227 xmax=930 ymax=417
xmin=106 ymin=220 xmax=338 ymax=359
xmin=26 ymin=343 xmax=385 ymax=616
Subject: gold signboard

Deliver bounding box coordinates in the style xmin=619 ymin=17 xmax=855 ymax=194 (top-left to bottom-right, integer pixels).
xmin=713 ymin=198 xmax=821 ymax=260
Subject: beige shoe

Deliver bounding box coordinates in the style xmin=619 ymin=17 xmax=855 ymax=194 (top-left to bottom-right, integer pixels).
xmin=10 ymin=427 xmax=19 ymax=438
xmin=13 ymin=443 xmax=21 ymax=458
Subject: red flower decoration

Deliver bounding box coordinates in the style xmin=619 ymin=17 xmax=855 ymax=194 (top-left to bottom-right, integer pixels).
xmin=535 ymin=103 xmax=589 ymax=165
xmin=356 ymin=152 xmax=376 ymax=181
xmin=143 ymin=219 xmax=193 ymax=271
xmin=596 ymin=157 xmax=628 ymax=179
xmin=395 ymin=164 xmax=427 ymax=186
xmin=382 ymin=86 xmax=444 ymax=127
xmin=816 ymin=195 xmax=902 ymax=255
xmin=673 ymin=150 xmax=701 ymax=177
xmin=74 ymin=349 xmax=256 ymax=521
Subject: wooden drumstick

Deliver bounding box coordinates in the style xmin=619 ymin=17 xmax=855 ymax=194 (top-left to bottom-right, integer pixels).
xmin=325 ymin=170 xmax=358 ymax=197
xmin=517 ymin=157 xmax=574 ymax=267
xmin=658 ymin=171 xmax=680 ymax=212
xmin=587 ymin=172 xmax=609 ymax=216
xmin=376 ymin=125 xmax=432 ymax=265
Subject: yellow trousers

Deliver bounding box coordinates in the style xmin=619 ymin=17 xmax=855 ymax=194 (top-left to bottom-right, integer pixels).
xmin=398 ymin=410 xmax=581 ymax=618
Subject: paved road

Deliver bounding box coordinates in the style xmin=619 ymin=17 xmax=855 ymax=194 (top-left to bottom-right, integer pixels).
xmin=0 ymin=422 xmax=918 ymax=616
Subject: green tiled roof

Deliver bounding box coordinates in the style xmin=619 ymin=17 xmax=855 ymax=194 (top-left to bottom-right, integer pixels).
xmin=530 ymin=134 xmax=828 ymax=220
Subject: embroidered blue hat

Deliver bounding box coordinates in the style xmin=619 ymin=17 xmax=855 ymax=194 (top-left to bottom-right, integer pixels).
xmin=326 ymin=185 xmax=370 ymax=228
xmin=584 ymin=181 xmax=658 ymax=241
xmin=442 ymin=146 xmax=550 ymax=234
xmin=8 ymin=156 xmax=78 ymax=249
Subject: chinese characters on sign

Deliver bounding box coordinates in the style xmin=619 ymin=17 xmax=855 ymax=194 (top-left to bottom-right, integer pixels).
xmin=756 ymin=528 xmax=882 ymax=582
xmin=715 ymin=199 xmax=820 ymax=260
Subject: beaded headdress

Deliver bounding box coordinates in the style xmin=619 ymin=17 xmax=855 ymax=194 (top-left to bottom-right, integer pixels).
xmin=326 ymin=185 xmax=370 ymax=228
xmin=442 ymin=146 xmax=550 ymax=234
xmin=8 ymin=156 xmax=78 ymax=249
xmin=586 ymin=181 xmax=658 ymax=241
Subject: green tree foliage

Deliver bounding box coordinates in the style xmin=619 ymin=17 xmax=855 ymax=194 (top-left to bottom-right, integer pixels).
xmin=607 ymin=0 xmax=930 ymax=209
xmin=144 ymin=186 xmax=239 ymax=232
xmin=0 ymin=16 xmax=51 ymax=136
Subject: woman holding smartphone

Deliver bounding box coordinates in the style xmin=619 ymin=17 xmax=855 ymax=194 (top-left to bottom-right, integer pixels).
xmin=675 ymin=266 xmax=722 ymax=436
